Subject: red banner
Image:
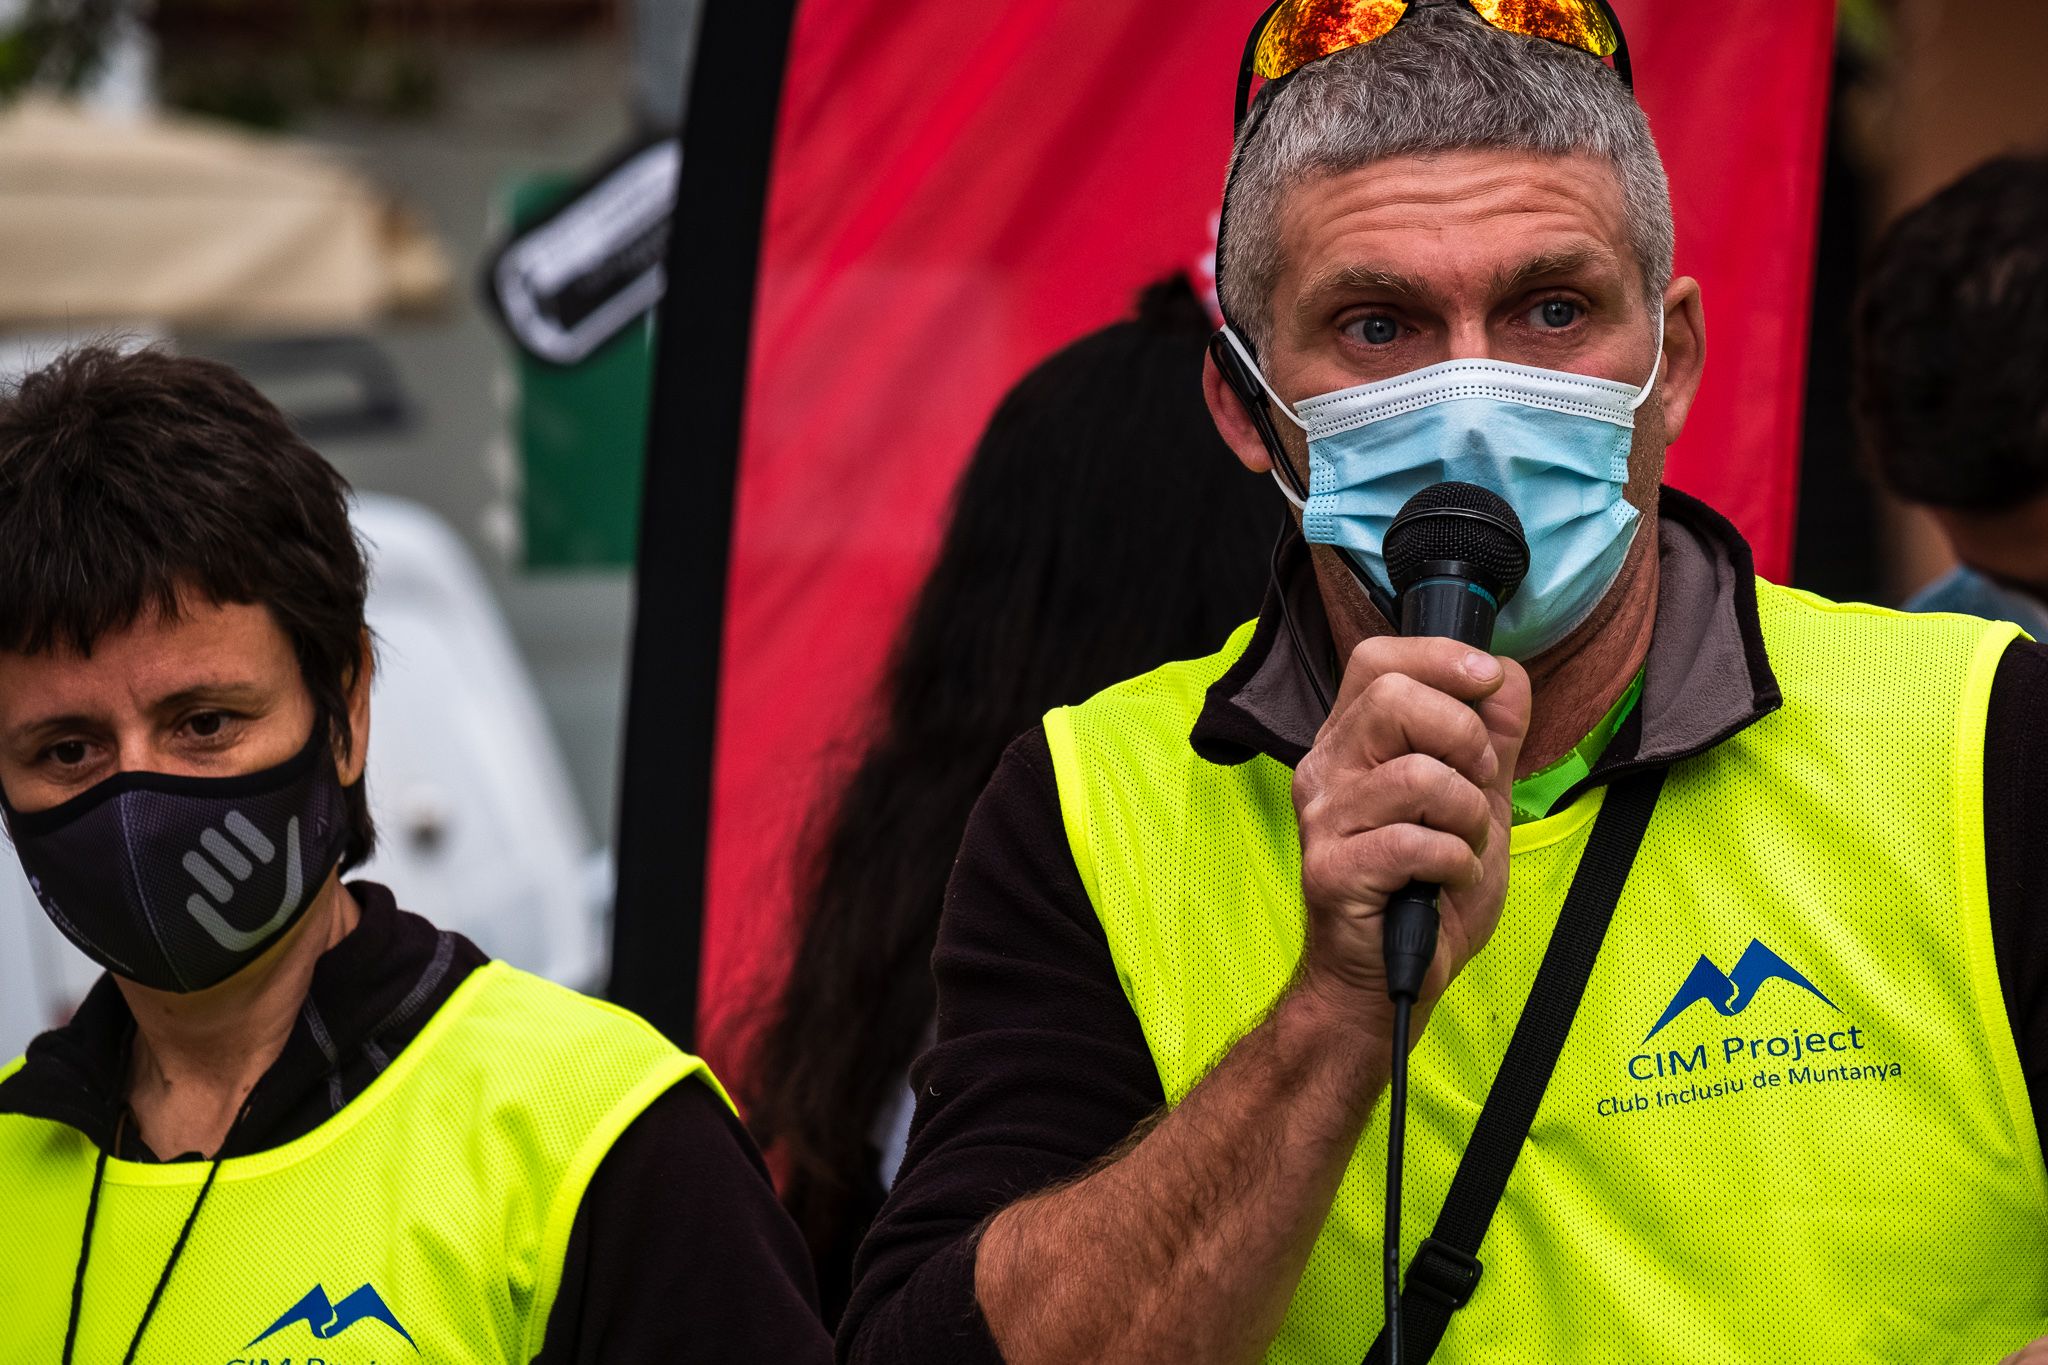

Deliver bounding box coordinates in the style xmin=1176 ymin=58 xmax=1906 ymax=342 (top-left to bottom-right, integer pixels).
xmin=699 ymin=0 xmax=1835 ymax=1080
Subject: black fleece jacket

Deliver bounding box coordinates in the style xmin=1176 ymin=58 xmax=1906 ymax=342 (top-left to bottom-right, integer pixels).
xmin=0 ymin=882 xmax=834 ymax=1363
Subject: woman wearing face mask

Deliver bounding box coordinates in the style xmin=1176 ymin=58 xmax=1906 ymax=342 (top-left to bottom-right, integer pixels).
xmin=0 ymin=346 xmax=833 ymax=1364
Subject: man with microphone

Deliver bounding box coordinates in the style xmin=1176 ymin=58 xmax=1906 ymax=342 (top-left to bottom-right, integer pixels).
xmin=841 ymin=3 xmax=2048 ymax=1362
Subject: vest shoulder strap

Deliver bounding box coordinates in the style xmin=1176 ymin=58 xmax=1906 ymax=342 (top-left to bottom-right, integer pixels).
xmin=1045 ymin=618 xmax=1265 ymax=913
xmin=1366 ymin=767 xmax=1668 ymax=1365
xmin=448 ymin=965 xmax=718 ymax=1356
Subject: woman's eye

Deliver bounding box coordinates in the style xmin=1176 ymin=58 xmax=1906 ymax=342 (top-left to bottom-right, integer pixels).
xmin=186 ymin=712 xmax=227 ymax=739
xmin=47 ymin=741 xmax=89 ymax=768
xmin=1532 ymin=299 xmax=1582 ymax=330
xmin=1349 ymin=314 xmax=1401 ymax=346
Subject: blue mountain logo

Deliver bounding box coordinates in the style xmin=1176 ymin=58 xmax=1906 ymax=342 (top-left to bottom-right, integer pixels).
xmin=248 ymin=1283 xmax=417 ymax=1351
xmin=1644 ymin=938 xmax=1838 ymax=1041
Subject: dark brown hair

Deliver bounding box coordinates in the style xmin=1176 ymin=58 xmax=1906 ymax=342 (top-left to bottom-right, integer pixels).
xmin=745 ymin=276 xmax=1276 ymax=1318
xmin=1855 ymin=154 xmax=2048 ymax=509
xmin=0 ymin=344 xmax=377 ymax=869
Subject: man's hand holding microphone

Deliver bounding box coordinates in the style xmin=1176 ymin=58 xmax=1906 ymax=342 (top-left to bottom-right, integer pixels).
xmin=1293 ymin=634 xmax=1529 ymax=1044
xmin=976 ymin=488 xmax=1531 ymax=1365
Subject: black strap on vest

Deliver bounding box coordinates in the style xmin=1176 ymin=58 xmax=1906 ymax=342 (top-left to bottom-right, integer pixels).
xmin=1363 ymin=765 xmax=1668 ymax=1365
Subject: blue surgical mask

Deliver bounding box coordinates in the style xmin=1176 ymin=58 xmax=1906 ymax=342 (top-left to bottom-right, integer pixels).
xmin=1224 ymin=320 xmax=1662 ymax=660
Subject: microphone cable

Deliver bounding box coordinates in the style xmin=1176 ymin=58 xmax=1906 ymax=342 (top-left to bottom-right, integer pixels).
xmin=1369 ymin=482 xmax=1529 ymax=1365
xmin=1384 ymin=995 xmax=1414 ymax=1364
xmin=1379 ymin=891 xmax=1435 ymax=1365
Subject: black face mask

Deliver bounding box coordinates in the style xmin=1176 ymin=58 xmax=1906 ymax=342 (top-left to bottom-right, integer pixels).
xmin=0 ymin=727 xmax=350 ymax=993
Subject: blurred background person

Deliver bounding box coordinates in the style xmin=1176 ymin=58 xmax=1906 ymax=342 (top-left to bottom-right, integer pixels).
xmin=1853 ymin=154 xmax=2048 ymax=633
xmin=744 ymin=274 xmax=1275 ymax=1322
xmin=1802 ymin=0 xmax=2048 ymax=604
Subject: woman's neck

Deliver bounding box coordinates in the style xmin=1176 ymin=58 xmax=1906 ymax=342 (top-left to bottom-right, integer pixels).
xmin=116 ymin=877 xmax=359 ymax=1159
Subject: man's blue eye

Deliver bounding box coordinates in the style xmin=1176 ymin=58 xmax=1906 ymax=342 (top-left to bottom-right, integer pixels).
xmin=1356 ymin=316 xmax=1399 ymax=345
xmin=1537 ymin=300 xmax=1580 ymax=329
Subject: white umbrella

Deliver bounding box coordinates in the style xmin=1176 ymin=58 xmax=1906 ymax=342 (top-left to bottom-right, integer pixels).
xmin=0 ymin=97 xmax=449 ymax=329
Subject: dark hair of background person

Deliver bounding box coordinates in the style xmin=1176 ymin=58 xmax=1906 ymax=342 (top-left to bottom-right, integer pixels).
xmin=1853 ymin=153 xmax=2048 ymax=510
xmin=0 ymin=344 xmax=377 ymax=870
xmin=745 ymin=274 xmax=1278 ymax=1320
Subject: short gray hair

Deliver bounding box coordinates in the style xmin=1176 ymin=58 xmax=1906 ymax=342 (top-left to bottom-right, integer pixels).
xmin=1219 ymin=5 xmax=1673 ymax=351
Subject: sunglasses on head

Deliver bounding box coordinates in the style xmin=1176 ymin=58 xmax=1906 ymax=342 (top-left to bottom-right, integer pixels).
xmin=1235 ymin=0 xmax=1632 ymax=129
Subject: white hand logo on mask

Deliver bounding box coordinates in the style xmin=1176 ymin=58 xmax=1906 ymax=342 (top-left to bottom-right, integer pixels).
xmin=183 ymin=812 xmax=304 ymax=952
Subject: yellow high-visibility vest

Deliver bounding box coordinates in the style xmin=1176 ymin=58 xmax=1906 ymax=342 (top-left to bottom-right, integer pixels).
xmin=1044 ymin=581 xmax=2048 ymax=1362
xmin=0 ymin=961 xmax=717 ymax=1362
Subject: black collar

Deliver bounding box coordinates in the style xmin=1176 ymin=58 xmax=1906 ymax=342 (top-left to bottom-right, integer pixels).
xmin=1189 ymin=487 xmax=1783 ymax=788
xmin=0 ymin=882 xmax=485 ymax=1160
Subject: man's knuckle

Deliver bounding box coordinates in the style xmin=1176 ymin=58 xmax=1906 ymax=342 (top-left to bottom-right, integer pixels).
xmin=1294 ymin=773 xmax=1327 ymax=818
xmin=1303 ymin=841 xmax=1352 ymax=892
xmin=1380 ymin=752 xmax=1432 ymax=801
xmin=1338 ymin=830 xmax=1388 ymax=881
xmin=1466 ymin=791 xmax=1497 ymax=841
xmin=1453 ymin=705 xmax=1489 ymax=750
xmin=1300 ymin=849 xmax=1331 ymax=894
xmin=1384 ymin=823 xmax=1433 ymax=867
xmin=1362 ymin=672 xmax=1406 ymax=711
xmin=1347 ymin=642 xmax=1392 ymax=686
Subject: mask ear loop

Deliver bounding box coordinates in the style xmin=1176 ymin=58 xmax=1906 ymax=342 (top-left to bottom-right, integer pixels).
xmin=1211 ymin=324 xmax=1402 ymax=631
xmin=1214 ymin=325 xmax=1313 ymax=513
xmin=1629 ymin=303 xmax=1666 ymax=413
xmin=1219 ymin=326 xmax=1306 ymax=428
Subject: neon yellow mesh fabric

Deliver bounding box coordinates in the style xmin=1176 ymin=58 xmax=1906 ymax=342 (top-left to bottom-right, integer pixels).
xmin=1045 ymin=584 xmax=2048 ymax=1363
xmin=0 ymin=962 xmax=711 ymax=1363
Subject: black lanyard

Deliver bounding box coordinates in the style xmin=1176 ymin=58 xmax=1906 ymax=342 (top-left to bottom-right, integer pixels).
xmin=64 ymin=1105 xmax=246 ymax=1365
xmin=1364 ymin=765 xmax=1669 ymax=1365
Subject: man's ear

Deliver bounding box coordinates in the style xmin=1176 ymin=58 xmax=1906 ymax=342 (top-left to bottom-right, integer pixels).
xmin=1204 ymin=349 xmax=1277 ymax=475
xmin=338 ymin=629 xmax=373 ymax=787
xmin=1655 ymin=276 xmax=1706 ymax=447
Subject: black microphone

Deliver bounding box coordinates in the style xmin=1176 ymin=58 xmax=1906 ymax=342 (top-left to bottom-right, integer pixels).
xmin=1378 ymin=481 xmax=1530 ymax=1003
xmin=1373 ymin=481 xmax=1527 ymax=1365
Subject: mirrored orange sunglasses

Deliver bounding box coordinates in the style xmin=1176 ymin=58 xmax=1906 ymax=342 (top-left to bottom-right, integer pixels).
xmin=1235 ymin=0 xmax=1632 ymax=128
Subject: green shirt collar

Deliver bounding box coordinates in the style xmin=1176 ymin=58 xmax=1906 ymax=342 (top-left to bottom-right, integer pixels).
xmin=1510 ymin=671 xmax=1644 ymax=825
